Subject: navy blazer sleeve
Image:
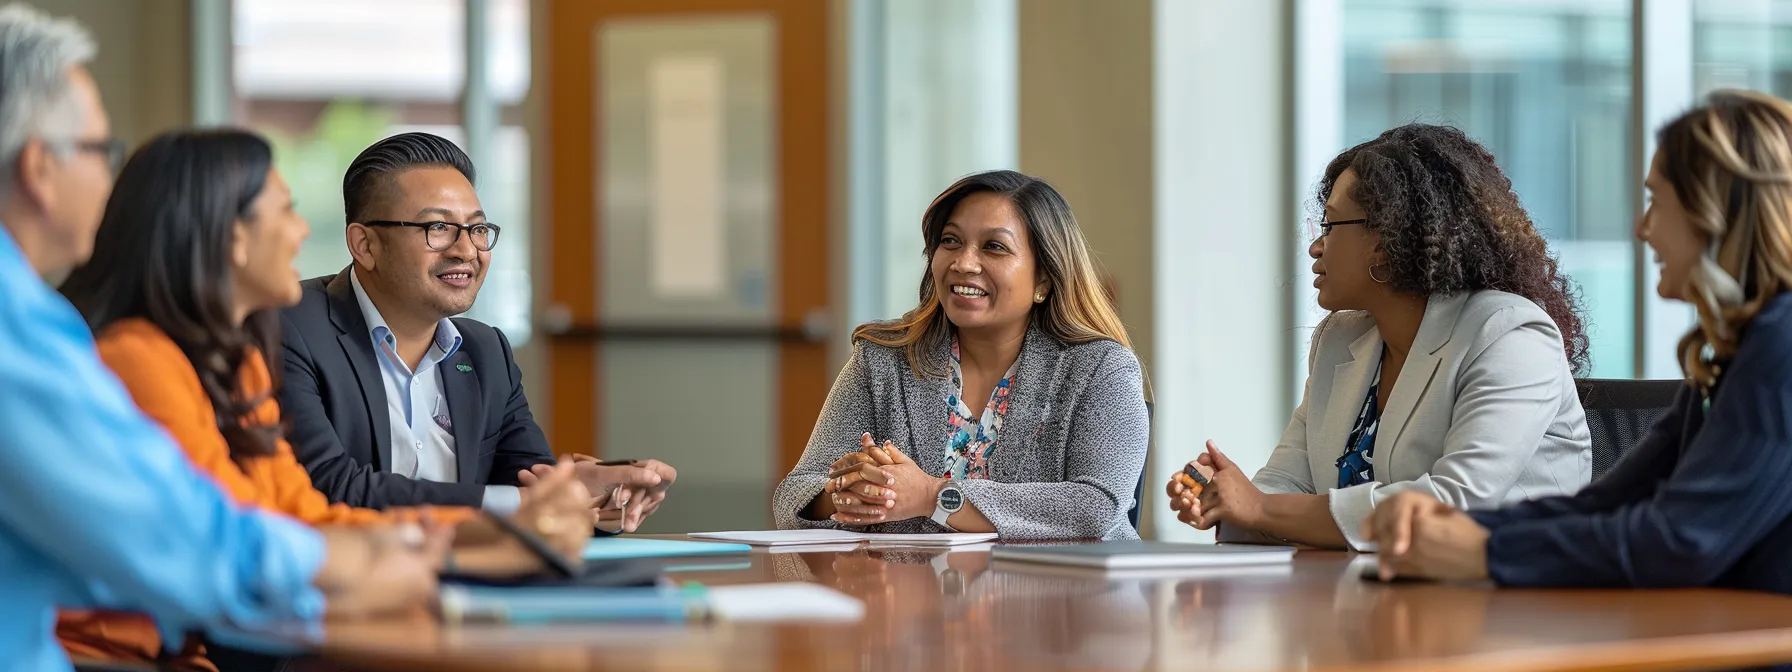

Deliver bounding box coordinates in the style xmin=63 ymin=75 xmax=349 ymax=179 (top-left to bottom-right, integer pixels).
xmin=279 ymin=317 xmax=486 ymax=509
xmin=1475 ymin=313 xmax=1792 ymax=588
xmin=484 ymin=327 xmax=554 ymax=484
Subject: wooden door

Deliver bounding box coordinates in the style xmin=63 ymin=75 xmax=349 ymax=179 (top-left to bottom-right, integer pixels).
xmin=542 ymin=0 xmax=833 ymax=531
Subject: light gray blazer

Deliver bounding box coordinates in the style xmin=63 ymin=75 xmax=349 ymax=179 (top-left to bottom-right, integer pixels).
xmin=1244 ymin=290 xmax=1590 ymax=550
xmin=772 ymin=325 xmax=1149 ymax=541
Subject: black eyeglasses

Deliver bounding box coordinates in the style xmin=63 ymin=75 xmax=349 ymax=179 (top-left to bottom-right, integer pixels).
xmin=64 ymin=137 xmax=125 ymax=172
xmin=1305 ymin=217 xmax=1367 ymax=241
xmin=363 ymin=220 xmax=502 ymax=252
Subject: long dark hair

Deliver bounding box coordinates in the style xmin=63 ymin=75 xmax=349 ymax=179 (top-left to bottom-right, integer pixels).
xmin=1318 ymin=124 xmax=1591 ymax=374
xmin=61 ymin=129 xmax=282 ymax=462
xmin=854 ymin=170 xmax=1130 ymax=378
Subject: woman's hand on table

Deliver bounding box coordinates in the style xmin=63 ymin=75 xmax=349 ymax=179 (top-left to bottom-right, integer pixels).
xmin=1363 ymin=491 xmax=1490 ymax=582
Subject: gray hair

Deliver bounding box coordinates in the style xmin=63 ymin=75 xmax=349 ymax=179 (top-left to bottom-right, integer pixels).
xmin=0 ymin=3 xmax=95 ymax=194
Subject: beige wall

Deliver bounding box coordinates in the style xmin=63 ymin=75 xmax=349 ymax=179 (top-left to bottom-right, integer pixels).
xmin=36 ymin=0 xmax=192 ymax=147
xmin=1017 ymin=0 xmax=1156 ymax=533
xmin=1017 ymin=0 xmax=1154 ymax=371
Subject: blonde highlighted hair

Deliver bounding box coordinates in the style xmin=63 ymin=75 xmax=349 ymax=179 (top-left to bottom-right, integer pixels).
xmin=1655 ymin=90 xmax=1792 ymax=389
xmin=853 ymin=170 xmax=1131 ymax=378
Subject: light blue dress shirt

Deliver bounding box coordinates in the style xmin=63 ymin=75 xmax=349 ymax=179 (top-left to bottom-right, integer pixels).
xmin=348 ymin=270 xmax=520 ymax=513
xmin=0 ymin=225 xmax=324 ymax=671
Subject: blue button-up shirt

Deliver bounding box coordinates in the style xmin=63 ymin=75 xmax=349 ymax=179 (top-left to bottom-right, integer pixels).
xmin=0 ymin=225 xmax=324 ymax=671
xmin=349 ymin=270 xmax=520 ymax=513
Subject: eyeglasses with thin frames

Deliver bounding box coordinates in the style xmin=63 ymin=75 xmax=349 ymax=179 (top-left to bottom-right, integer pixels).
xmin=62 ymin=137 xmax=125 ymax=173
xmin=1304 ymin=216 xmax=1368 ymax=241
xmin=363 ymin=220 xmax=502 ymax=252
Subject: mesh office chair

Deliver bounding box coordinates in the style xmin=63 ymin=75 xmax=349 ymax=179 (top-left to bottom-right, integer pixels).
xmin=1575 ymin=378 xmax=1682 ymax=479
xmin=1130 ymin=403 xmax=1153 ymax=532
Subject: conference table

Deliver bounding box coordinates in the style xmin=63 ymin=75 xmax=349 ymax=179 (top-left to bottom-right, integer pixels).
xmin=298 ymin=537 xmax=1792 ymax=672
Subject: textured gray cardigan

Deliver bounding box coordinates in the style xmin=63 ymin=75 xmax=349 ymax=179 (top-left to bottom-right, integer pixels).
xmin=772 ymin=325 xmax=1149 ymax=541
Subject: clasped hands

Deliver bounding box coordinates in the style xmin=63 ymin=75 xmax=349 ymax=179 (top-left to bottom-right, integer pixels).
xmin=824 ymin=433 xmax=942 ymax=525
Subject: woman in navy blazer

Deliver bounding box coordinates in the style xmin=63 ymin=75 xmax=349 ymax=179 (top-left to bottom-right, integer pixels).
xmin=1368 ymin=89 xmax=1792 ymax=593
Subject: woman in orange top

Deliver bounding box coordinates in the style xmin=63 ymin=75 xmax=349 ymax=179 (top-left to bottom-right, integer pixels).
xmin=54 ymin=129 xmax=596 ymax=670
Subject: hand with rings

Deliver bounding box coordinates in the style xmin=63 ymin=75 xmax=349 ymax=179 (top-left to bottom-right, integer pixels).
xmin=824 ymin=433 xmax=899 ymax=525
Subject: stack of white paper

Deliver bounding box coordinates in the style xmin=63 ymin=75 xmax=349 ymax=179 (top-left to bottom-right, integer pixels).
xmin=705 ymin=583 xmax=865 ymax=622
xmin=688 ymin=529 xmax=998 ymax=547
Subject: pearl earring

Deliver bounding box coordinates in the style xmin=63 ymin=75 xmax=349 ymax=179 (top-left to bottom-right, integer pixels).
xmin=1034 ymin=293 xmax=1045 ymax=303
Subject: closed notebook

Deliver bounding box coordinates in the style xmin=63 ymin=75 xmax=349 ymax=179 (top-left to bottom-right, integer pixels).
xmin=991 ymin=542 xmax=1296 ymax=569
xmin=584 ymin=537 xmax=752 ymax=561
xmin=994 ymin=559 xmax=1294 ymax=581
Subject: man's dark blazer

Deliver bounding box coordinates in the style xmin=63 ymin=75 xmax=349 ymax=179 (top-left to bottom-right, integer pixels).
xmin=279 ymin=267 xmax=554 ymax=509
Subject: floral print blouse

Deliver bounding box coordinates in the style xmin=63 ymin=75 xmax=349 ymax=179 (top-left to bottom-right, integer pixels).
xmin=942 ymin=339 xmax=1021 ymax=480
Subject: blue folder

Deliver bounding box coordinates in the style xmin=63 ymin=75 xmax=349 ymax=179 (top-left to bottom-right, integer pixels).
xmin=441 ymin=584 xmax=709 ymax=624
xmin=584 ymin=537 xmax=753 ymax=561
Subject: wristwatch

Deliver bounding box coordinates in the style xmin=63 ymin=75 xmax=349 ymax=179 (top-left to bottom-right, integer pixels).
xmin=931 ymin=481 xmax=964 ymax=529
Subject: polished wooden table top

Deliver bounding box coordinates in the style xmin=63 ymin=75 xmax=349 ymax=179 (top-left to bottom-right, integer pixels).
xmin=310 ymin=541 xmax=1792 ymax=672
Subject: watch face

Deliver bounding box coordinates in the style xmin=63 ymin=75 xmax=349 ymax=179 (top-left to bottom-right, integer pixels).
xmin=939 ymin=486 xmax=964 ymax=512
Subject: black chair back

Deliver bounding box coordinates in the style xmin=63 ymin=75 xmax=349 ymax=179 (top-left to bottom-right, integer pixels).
xmin=1130 ymin=402 xmax=1153 ymax=532
xmin=1576 ymin=378 xmax=1682 ymax=479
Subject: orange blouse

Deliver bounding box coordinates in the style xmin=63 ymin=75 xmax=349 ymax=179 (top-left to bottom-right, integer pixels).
xmin=58 ymin=318 xmax=471 ymax=669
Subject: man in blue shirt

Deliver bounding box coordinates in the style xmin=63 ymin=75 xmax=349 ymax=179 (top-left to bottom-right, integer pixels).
xmin=0 ymin=6 xmax=441 ymax=669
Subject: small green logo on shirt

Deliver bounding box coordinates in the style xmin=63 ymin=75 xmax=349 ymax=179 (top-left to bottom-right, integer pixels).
xmin=456 ymin=364 xmax=473 ymax=372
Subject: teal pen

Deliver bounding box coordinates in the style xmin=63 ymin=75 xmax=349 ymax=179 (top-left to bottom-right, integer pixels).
xmin=441 ymin=584 xmax=711 ymax=625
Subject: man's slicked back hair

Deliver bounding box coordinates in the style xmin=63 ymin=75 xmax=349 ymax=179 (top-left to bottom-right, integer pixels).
xmin=341 ymin=131 xmax=475 ymax=224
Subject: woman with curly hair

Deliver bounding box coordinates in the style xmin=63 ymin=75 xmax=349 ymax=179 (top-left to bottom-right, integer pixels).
xmin=1366 ymin=91 xmax=1792 ymax=589
xmin=1166 ymin=123 xmax=1593 ymax=550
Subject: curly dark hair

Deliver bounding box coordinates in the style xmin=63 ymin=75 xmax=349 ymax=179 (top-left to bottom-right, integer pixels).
xmin=1318 ymin=124 xmax=1590 ymax=375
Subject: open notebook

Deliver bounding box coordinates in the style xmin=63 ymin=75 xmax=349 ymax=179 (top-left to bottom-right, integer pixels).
xmin=689 ymin=529 xmax=998 ymax=547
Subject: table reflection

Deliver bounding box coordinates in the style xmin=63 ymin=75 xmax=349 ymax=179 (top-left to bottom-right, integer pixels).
xmin=300 ymin=545 xmax=1792 ymax=672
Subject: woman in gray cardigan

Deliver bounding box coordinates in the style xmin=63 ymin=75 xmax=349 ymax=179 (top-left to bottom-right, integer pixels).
xmin=772 ymin=170 xmax=1148 ymax=541
xmin=1168 ymin=124 xmax=1593 ymax=550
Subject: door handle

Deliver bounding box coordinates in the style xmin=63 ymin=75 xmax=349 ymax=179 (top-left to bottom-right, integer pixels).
xmin=541 ymin=304 xmax=831 ymax=343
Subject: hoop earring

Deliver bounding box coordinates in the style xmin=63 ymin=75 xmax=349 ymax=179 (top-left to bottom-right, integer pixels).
xmin=1369 ymin=263 xmax=1391 ymax=284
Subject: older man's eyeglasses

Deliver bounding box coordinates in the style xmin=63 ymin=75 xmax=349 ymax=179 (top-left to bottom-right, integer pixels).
xmin=364 ymin=220 xmax=502 ymax=252
xmin=64 ymin=137 xmax=125 ymax=173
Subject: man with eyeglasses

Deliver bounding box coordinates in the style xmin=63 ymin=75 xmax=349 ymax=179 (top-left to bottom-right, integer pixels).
xmin=280 ymin=132 xmax=676 ymax=532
